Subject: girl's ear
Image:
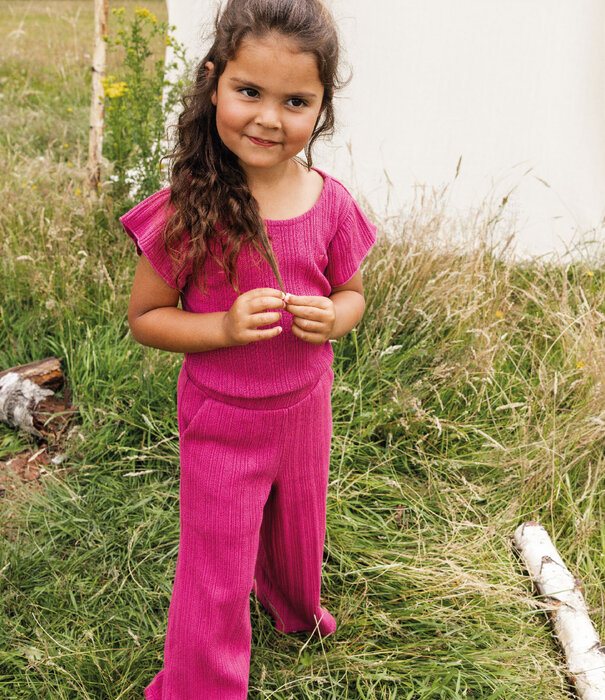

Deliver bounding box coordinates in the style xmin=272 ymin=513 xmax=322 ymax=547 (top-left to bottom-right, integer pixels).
xmin=205 ymin=61 xmax=217 ymax=105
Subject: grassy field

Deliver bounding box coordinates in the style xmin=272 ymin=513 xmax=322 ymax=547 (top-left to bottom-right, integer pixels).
xmin=1 ymin=2 xmax=604 ymax=698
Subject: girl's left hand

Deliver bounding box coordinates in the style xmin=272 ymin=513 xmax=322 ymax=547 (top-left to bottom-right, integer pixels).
xmin=284 ymin=293 xmax=335 ymax=344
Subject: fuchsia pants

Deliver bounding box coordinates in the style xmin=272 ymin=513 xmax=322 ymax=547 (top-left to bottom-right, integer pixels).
xmin=144 ymin=363 xmax=337 ymax=699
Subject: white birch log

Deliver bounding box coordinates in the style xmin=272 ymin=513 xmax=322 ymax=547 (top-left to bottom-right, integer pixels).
xmin=87 ymin=0 xmax=108 ymax=192
xmin=0 ymin=373 xmax=54 ymax=438
xmin=513 ymin=521 xmax=605 ymax=700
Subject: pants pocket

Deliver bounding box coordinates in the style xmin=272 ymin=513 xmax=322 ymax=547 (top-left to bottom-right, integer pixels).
xmin=177 ymin=366 xmax=212 ymax=442
xmin=180 ymin=394 xmax=210 ymax=443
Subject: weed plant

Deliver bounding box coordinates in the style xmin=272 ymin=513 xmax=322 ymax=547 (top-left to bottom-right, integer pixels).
xmin=102 ymin=5 xmax=188 ymax=201
xmin=0 ymin=2 xmax=604 ymax=699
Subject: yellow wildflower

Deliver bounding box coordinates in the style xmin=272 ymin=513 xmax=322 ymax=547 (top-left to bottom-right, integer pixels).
xmin=135 ymin=6 xmax=151 ymax=19
xmin=111 ymin=7 xmax=125 ymax=15
xmin=31 ymin=185 xmax=37 ymax=190
xmin=67 ymin=107 xmax=72 ymax=112
xmin=584 ymin=269 xmax=595 ymax=277
xmin=495 ymin=310 xmax=504 ymax=319
xmin=63 ymin=143 xmax=69 ymax=148
xmin=165 ymin=35 xmax=172 ymax=46
xmin=67 ymin=161 xmax=73 ymax=167
xmin=76 ymin=188 xmax=82 ymax=195
xmin=576 ymin=361 xmax=585 ymax=369
xmin=102 ymin=79 xmax=129 ymax=98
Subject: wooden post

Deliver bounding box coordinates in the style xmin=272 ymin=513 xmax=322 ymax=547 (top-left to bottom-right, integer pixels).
xmin=87 ymin=0 xmax=109 ymax=193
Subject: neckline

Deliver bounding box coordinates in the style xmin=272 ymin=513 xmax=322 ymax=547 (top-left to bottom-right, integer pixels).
xmin=262 ymin=166 xmax=328 ymax=226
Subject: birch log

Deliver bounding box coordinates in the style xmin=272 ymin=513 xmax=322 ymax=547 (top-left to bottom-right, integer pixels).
xmin=0 ymin=373 xmax=54 ymax=438
xmin=87 ymin=0 xmax=108 ymax=192
xmin=0 ymin=357 xmax=63 ymax=391
xmin=0 ymin=357 xmax=74 ymax=439
xmin=513 ymin=521 xmax=605 ymax=700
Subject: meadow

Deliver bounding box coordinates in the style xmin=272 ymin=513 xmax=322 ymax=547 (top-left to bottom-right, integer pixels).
xmin=1 ymin=2 xmax=604 ymax=698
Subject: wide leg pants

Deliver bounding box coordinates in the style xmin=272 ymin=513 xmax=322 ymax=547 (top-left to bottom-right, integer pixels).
xmin=144 ymin=363 xmax=336 ymax=699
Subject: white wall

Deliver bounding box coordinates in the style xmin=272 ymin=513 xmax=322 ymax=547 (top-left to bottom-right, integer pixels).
xmin=165 ymin=0 xmax=605 ymax=258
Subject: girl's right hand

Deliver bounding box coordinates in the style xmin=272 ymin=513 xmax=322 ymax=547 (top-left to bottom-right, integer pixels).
xmin=223 ymin=288 xmax=286 ymax=345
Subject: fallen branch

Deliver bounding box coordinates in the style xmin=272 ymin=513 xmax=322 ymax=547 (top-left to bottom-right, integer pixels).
xmin=0 ymin=357 xmax=76 ymax=438
xmin=0 ymin=356 xmax=64 ymax=391
xmin=0 ymin=373 xmax=54 ymax=438
xmin=0 ymin=358 xmax=77 ymax=501
xmin=513 ymin=521 xmax=605 ymax=700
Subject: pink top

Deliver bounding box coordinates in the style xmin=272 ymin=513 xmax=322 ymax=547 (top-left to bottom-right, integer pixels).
xmin=120 ymin=168 xmax=377 ymax=401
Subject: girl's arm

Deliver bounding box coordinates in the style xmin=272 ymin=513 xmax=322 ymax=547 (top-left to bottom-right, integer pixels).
xmin=128 ymin=255 xmax=285 ymax=353
xmin=128 ymin=255 xmax=230 ymax=352
xmin=328 ymin=269 xmax=366 ymax=340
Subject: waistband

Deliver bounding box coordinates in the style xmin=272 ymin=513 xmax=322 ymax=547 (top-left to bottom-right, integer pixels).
xmin=184 ymin=362 xmax=333 ymax=411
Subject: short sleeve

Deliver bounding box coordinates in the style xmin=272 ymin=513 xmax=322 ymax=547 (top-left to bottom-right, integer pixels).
xmin=324 ymin=193 xmax=377 ymax=289
xmin=120 ymin=187 xmax=188 ymax=289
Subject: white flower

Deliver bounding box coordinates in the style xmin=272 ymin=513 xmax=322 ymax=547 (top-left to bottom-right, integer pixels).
xmin=379 ymin=344 xmax=402 ymax=358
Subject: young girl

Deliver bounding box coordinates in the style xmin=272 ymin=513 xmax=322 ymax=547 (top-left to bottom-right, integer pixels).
xmin=120 ymin=0 xmax=377 ymax=697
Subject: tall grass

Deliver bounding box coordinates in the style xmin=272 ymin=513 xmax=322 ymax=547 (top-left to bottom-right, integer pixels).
xmin=1 ymin=2 xmax=604 ymax=698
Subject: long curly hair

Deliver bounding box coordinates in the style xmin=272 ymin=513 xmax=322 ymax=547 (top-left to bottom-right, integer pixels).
xmin=162 ymin=0 xmax=346 ymax=294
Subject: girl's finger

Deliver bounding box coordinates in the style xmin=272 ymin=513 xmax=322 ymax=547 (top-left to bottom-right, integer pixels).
xmin=290 ymin=324 xmax=323 ymax=344
xmin=287 ymin=304 xmax=320 ymax=319
xmin=251 ymin=295 xmax=286 ymax=313
xmin=251 ymin=325 xmax=283 ymax=341
xmin=252 ymin=311 xmax=282 ymax=327
xmin=285 ymin=294 xmax=326 ymax=307
xmin=293 ymin=316 xmax=323 ymax=331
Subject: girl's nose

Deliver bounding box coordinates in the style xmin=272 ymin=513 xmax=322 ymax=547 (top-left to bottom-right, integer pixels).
xmin=255 ymin=105 xmax=281 ymax=129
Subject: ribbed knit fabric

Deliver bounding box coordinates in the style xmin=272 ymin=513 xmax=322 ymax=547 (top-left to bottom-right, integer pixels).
xmin=120 ymin=168 xmax=377 ymax=402
xmin=145 ymin=363 xmax=335 ymax=699
xmin=120 ymin=169 xmax=377 ymax=698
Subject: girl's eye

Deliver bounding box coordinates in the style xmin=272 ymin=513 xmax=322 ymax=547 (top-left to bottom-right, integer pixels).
xmin=239 ymin=87 xmax=259 ymax=98
xmin=287 ymin=97 xmax=307 ymax=108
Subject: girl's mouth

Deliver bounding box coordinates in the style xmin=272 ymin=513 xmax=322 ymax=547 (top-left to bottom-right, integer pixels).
xmin=247 ymin=136 xmax=279 ymax=147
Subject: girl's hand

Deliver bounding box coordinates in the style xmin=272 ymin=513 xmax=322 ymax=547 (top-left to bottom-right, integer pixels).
xmin=223 ymin=288 xmax=286 ymax=345
xmin=284 ymin=293 xmax=335 ymax=345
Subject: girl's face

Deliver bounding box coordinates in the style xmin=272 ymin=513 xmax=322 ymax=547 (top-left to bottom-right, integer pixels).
xmin=208 ymin=32 xmax=325 ymax=178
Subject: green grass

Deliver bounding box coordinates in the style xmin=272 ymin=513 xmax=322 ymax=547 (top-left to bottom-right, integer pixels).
xmin=1 ymin=2 xmax=604 ymax=698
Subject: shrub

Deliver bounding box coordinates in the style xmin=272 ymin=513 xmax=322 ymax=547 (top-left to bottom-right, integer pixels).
xmin=102 ymin=6 xmax=189 ymax=201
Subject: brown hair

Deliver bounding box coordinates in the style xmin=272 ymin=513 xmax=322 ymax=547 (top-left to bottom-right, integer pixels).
xmin=162 ymin=0 xmax=346 ymax=294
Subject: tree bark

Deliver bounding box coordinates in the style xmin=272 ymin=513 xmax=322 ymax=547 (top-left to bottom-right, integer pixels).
xmin=87 ymin=0 xmax=109 ymax=192
xmin=513 ymin=521 xmax=605 ymax=700
xmin=0 ymin=357 xmax=63 ymax=391
xmin=0 ymin=358 xmax=74 ymax=438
